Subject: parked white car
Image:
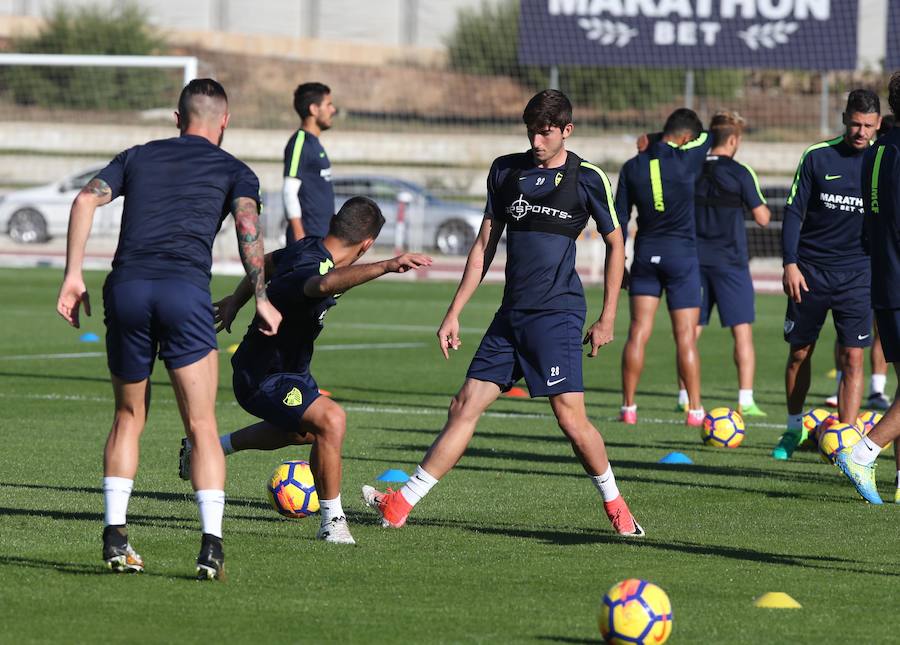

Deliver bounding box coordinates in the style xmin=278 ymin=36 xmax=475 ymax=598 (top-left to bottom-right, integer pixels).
xmin=0 ymin=165 xmax=123 ymax=243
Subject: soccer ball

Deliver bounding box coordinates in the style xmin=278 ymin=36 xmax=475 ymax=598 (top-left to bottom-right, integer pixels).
xmin=267 ymin=460 xmax=319 ymax=518
xmin=701 ymin=407 xmax=745 ymax=448
xmin=817 ymin=422 xmax=863 ymax=464
xmin=599 ymin=579 xmax=672 ymax=645
xmin=857 ymin=411 xmax=884 ymax=435
xmin=802 ymin=408 xmax=832 ymax=444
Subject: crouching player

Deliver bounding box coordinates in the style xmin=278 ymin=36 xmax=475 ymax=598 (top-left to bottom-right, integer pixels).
xmin=362 ymin=90 xmax=644 ymax=537
xmin=179 ymin=197 xmax=432 ymax=541
xmin=837 ymin=73 xmax=900 ymax=504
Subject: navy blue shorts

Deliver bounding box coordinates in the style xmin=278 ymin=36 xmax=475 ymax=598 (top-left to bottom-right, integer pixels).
xmin=233 ymin=371 xmax=321 ymax=431
xmin=103 ymin=278 xmax=217 ymax=381
xmin=784 ymin=262 xmax=872 ymax=348
xmin=875 ymin=309 xmax=900 ymax=363
xmin=467 ymin=309 xmax=585 ymax=398
xmin=630 ymin=253 xmax=701 ymax=310
xmin=699 ymin=264 xmax=755 ymax=327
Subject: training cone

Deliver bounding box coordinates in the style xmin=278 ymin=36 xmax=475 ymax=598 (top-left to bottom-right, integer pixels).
xmin=754 ymin=592 xmax=802 ymax=609
xmin=658 ymin=451 xmax=693 ymax=465
xmin=376 ymin=469 xmax=409 ymax=483
xmin=79 ymin=332 xmax=100 ymax=343
xmin=503 ymin=386 xmax=528 ymax=398
xmin=226 ymin=343 xmax=239 ymax=354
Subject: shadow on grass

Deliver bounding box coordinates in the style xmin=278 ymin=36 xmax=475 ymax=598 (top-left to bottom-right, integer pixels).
xmin=0 ymin=480 xmax=271 ymax=512
xmin=375 ymin=444 xmax=831 ymax=487
xmin=0 ymin=554 xmax=198 ymax=581
xmin=403 ymin=516 xmax=899 ymax=578
xmin=535 ymin=637 xmax=598 ymax=644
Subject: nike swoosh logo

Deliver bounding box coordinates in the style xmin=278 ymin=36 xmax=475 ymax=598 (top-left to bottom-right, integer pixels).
xmin=858 ymin=334 xmax=870 ymax=340
xmin=546 ymin=377 xmax=567 ymax=386
xmin=519 ymin=177 xmax=527 ymax=180
xmin=825 ymin=174 xmax=841 ymax=180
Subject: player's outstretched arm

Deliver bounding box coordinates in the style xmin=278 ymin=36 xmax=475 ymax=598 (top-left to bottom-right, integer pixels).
xmin=304 ymin=253 xmax=432 ymax=298
xmin=437 ymin=215 xmax=505 ymax=359
xmin=584 ymin=227 xmax=625 ymax=357
xmin=56 ymin=178 xmax=112 ymax=328
xmin=233 ymin=196 xmax=281 ymax=336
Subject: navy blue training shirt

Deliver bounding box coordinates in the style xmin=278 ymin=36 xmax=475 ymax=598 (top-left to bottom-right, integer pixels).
xmin=616 ymin=133 xmax=712 ymax=257
xmin=485 ymin=151 xmax=618 ymax=312
xmin=283 ymin=129 xmax=334 ymax=238
xmin=862 ymin=127 xmax=900 ymax=309
xmin=694 ymin=155 xmax=766 ymax=266
xmin=232 ymin=237 xmax=337 ymax=389
xmin=97 ymin=134 xmax=260 ymax=290
xmin=781 ymin=136 xmax=868 ymax=270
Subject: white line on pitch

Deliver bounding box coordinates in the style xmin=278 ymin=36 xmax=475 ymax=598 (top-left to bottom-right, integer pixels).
xmin=0 ymin=342 xmax=427 ymax=361
xmin=0 ymin=390 xmax=784 ymax=429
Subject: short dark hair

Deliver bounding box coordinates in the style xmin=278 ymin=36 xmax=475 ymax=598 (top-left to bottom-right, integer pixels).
xmin=845 ymin=88 xmax=880 ymax=115
xmin=177 ymin=78 xmax=227 ymax=129
xmin=294 ymin=82 xmax=331 ymax=119
xmin=879 ymin=114 xmax=895 ymax=138
xmin=663 ymin=108 xmax=703 ymax=139
xmin=328 ymin=196 xmax=385 ymax=243
xmin=522 ymin=90 xmax=573 ymax=131
xmin=889 ymin=72 xmax=900 ymax=117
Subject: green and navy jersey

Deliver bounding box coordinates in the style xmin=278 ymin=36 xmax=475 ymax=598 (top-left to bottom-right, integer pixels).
xmin=485 ymin=151 xmax=618 ymax=312
xmin=233 ymin=237 xmax=337 ymax=387
xmin=862 ymin=127 xmax=900 ymax=309
xmin=615 ymin=133 xmax=712 ymax=257
xmin=282 ymin=129 xmax=334 ymax=238
xmin=782 ymin=136 xmax=867 ymax=270
xmin=97 ymin=134 xmax=260 ymax=290
xmin=694 ymin=155 xmax=766 ymax=267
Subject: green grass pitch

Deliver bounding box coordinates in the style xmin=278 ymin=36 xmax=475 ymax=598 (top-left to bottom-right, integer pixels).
xmin=0 ymin=267 xmax=897 ymax=643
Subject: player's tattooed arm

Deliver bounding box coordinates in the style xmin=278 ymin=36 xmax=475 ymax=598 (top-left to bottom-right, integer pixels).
xmin=233 ymin=196 xmax=281 ymax=336
xmin=79 ymin=178 xmax=114 ymax=205
xmin=233 ymin=196 xmax=268 ymax=301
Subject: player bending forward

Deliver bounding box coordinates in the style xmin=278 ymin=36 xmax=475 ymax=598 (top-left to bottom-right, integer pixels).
xmin=180 ymin=197 xmax=431 ymax=543
xmin=362 ymin=90 xmax=643 ymax=536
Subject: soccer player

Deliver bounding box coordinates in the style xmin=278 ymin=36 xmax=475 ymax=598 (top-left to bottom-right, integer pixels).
xmin=361 ymin=90 xmax=643 ymax=536
xmin=283 ymin=82 xmax=336 ymax=243
xmin=836 ymin=73 xmax=900 ymax=504
xmin=685 ymin=111 xmax=771 ymax=417
xmin=55 ymin=79 xmax=281 ymax=579
xmin=179 ymin=197 xmax=431 ymax=544
xmin=616 ymin=109 xmax=712 ymax=426
xmin=773 ymin=89 xmax=881 ymax=461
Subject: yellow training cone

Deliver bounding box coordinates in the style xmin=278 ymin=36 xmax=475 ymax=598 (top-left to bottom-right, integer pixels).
xmin=227 ymin=343 xmax=239 ymax=354
xmin=754 ymin=592 xmax=802 ymax=609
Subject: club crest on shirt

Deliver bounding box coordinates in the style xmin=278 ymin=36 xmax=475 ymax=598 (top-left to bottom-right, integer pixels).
xmin=555 ymin=172 xmax=564 ymax=186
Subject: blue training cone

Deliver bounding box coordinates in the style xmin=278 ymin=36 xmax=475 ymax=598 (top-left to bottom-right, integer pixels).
xmin=376 ymin=469 xmax=410 ymax=483
xmin=658 ymin=451 xmax=693 ymax=465
xmin=79 ymin=332 xmax=100 ymax=343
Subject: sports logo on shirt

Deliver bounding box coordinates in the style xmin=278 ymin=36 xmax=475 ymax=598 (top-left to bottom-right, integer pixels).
xmin=505 ymin=193 xmax=571 ymax=221
xmin=784 ymin=319 xmax=795 ymax=334
xmin=319 ymin=259 xmax=335 ymax=275
xmin=819 ymin=192 xmax=863 ymax=213
xmin=283 ymin=387 xmax=303 ymax=407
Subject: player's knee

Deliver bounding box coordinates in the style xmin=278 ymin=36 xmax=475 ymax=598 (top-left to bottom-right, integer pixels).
xmin=319 ymin=406 xmax=347 ymax=443
xmin=840 ymin=348 xmax=864 ymax=372
xmin=788 ymin=344 xmax=813 ymax=364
